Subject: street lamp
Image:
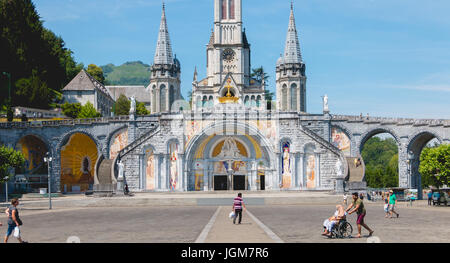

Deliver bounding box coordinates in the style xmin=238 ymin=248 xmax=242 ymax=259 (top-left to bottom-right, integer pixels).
xmin=4 ymin=176 xmax=9 ymax=203
xmin=44 ymin=152 xmax=53 ymax=210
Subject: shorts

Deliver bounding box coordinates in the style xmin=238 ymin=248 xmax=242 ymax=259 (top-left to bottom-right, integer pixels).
xmin=5 ymin=224 xmax=16 ymax=237
xmin=356 ymin=213 xmax=366 ymax=225
xmin=389 ymin=204 xmax=395 ymax=211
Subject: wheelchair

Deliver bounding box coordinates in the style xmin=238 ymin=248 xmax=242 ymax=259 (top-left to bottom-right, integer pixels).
xmin=331 ymin=219 xmax=353 ymax=239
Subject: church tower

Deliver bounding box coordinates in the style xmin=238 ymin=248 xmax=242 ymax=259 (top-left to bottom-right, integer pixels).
xmin=149 ymin=3 xmax=181 ymax=113
xmin=193 ymin=0 xmax=265 ymax=111
xmin=276 ymin=3 xmax=307 ymax=112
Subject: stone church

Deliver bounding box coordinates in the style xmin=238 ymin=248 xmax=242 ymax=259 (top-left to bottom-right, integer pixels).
xmin=116 ymin=0 xmax=347 ymax=192
xmin=3 ymin=0 xmax=446 ymax=197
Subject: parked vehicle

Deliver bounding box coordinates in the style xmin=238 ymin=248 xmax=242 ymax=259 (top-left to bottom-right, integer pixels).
xmin=432 ymin=188 xmax=449 ymax=206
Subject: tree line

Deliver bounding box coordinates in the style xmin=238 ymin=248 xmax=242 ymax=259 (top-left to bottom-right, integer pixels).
xmin=0 ymin=0 xmax=83 ymax=115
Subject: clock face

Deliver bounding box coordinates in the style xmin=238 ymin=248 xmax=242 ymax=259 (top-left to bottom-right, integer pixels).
xmin=222 ymin=49 xmax=235 ymax=63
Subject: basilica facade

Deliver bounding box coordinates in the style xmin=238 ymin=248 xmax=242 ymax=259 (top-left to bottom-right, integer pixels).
xmin=114 ymin=0 xmax=346 ymax=192
xmin=2 ymin=1 xmax=446 ymax=196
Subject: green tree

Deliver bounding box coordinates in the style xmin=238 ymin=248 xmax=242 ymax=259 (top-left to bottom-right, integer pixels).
xmin=136 ymin=101 xmax=149 ymax=116
xmin=0 ymin=0 xmax=81 ymax=109
xmin=78 ymin=102 xmax=101 ymax=119
xmin=114 ymin=94 xmax=130 ymax=116
xmin=61 ymin=102 xmax=82 ymax=119
xmin=86 ymin=64 xmax=105 ymax=84
xmin=251 ymin=67 xmax=273 ymax=110
xmin=0 ymin=145 xmax=25 ymax=183
xmin=15 ymin=70 xmax=51 ymax=109
xmin=361 ymin=136 xmax=399 ymax=188
xmin=419 ymin=144 xmax=450 ymax=189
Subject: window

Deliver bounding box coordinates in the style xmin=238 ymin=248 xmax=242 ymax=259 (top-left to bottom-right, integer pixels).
xmin=229 ymin=0 xmax=235 ymax=19
xmin=222 ymin=0 xmax=227 ymax=19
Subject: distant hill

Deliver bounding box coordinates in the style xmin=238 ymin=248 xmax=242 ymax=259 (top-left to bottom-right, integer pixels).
xmin=101 ymin=61 xmax=150 ymax=86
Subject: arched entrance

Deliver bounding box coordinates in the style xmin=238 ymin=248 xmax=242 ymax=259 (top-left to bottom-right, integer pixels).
xmin=60 ymin=133 xmax=98 ymax=193
xmin=358 ymin=128 xmax=400 ymax=188
xmin=15 ymin=135 xmax=48 ymax=175
xmin=15 ymin=135 xmax=49 ymax=192
xmin=185 ymin=121 xmax=275 ymax=191
xmin=407 ymin=131 xmax=442 ymax=199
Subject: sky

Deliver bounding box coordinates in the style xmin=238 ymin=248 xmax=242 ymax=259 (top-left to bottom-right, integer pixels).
xmin=34 ymin=0 xmax=450 ymax=119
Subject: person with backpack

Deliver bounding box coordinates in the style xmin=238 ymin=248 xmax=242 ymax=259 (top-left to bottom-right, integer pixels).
xmin=4 ymin=198 xmax=26 ymax=243
xmin=232 ymin=193 xmax=246 ymax=225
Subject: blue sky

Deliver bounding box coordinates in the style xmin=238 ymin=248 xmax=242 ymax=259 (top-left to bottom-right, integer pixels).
xmin=34 ymin=0 xmax=450 ymax=119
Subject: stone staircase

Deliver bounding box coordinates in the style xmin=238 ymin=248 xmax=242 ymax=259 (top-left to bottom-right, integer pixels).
xmin=118 ymin=124 xmax=160 ymax=160
xmin=346 ymin=157 xmax=367 ymax=191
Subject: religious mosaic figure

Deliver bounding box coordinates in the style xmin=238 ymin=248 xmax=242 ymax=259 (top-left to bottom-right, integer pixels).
xmin=169 ymin=143 xmax=178 ymax=191
xmin=218 ymin=137 xmax=243 ymax=159
xmin=146 ymin=151 xmax=155 ymax=190
xmin=306 ymin=155 xmax=316 ymax=189
xmin=282 ymin=146 xmax=291 ymax=188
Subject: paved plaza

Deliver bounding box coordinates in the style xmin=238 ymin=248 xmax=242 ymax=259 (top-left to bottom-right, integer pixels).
xmin=3 ymin=197 xmax=449 ymax=243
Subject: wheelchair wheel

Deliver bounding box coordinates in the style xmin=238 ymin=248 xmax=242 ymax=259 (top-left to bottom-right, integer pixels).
xmin=340 ymin=222 xmax=353 ymax=238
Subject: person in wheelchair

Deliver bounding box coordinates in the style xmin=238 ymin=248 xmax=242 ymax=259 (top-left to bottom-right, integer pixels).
xmin=322 ymin=204 xmax=347 ymax=238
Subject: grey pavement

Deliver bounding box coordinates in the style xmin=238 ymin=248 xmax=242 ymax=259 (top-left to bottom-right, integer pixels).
xmin=1 ymin=192 xmax=449 ymax=243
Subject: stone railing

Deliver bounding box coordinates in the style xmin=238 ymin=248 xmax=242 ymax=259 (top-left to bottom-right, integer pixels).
xmin=331 ymin=115 xmax=450 ymax=127
xmin=118 ymin=124 xmax=160 ymax=160
xmin=0 ymin=116 xmax=131 ymax=129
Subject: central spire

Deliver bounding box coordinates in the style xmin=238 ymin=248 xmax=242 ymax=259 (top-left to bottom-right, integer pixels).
xmin=154 ymin=2 xmax=174 ymax=65
xmin=283 ymin=2 xmax=303 ymax=64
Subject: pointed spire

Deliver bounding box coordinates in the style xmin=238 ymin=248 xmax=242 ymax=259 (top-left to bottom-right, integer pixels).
xmin=193 ymin=66 xmax=198 ymax=82
xmin=154 ymin=2 xmax=174 ymax=65
xmin=283 ymin=2 xmax=302 ymax=64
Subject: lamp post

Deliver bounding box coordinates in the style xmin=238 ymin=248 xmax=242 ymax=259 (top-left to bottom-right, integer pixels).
xmin=4 ymin=176 xmax=8 ymax=203
xmin=44 ymin=152 xmax=53 ymax=210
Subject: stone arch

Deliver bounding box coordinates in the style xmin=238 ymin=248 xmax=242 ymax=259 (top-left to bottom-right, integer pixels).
xmin=185 ymin=121 xmax=277 ymax=170
xmin=57 ymin=130 xmax=100 ymax=156
xmin=107 ymin=126 xmax=128 ymax=160
xmin=357 ymin=127 xmax=400 ymax=155
xmin=58 ymin=131 xmax=100 ymax=193
xmin=15 ymin=134 xmax=50 ymax=175
xmin=406 ymin=130 xmax=443 ymax=196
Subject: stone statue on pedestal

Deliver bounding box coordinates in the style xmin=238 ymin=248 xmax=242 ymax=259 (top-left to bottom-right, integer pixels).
xmin=130 ymin=96 xmax=136 ymax=115
xmin=323 ymin=94 xmax=329 ymax=113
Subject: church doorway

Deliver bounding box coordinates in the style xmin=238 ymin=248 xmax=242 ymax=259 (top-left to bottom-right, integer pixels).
xmin=214 ymin=175 xmax=228 ymax=191
xmin=260 ymin=175 xmax=265 ymax=191
xmin=233 ymin=175 xmax=246 ymax=190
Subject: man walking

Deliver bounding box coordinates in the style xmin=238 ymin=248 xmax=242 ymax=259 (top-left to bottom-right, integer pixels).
xmin=388 ymin=190 xmax=399 ymax=218
xmin=232 ymin=193 xmax=246 ymax=225
xmin=346 ymin=192 xmax=374 ymax=238
xmin=427 ymin=190 xmax=433 ymax=206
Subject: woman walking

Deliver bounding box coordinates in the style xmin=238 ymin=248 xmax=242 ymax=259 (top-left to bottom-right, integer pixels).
xmin=4 ymin=198 xmax=26 ymax=243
